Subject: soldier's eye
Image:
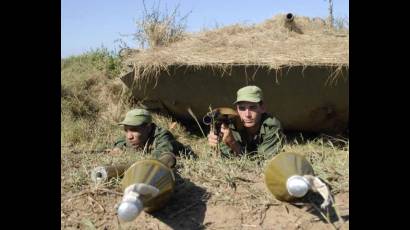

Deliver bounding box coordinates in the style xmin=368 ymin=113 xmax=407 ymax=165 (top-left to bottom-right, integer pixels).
xmin=124 ymin=127 xmax=139 ymax=132
xmin=238 ymin=106 xmax=246 ymax=111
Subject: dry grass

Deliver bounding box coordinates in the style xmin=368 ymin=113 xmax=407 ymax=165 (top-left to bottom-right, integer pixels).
xmin=62 ymin=50 xmax=348 ymax=194
xmin=61 ymin=50 xmax=348 ymax=229
xmin=122 ymin=14 xmax=349 ymax=82
xmin=62 ymin=106 xmax=349 ymax=201
xmin=61 ymin=128 xmax=348 ymax=229
xmin=284 ymin=135 xmax=349 ymax=194
xmin=61 ymin=49 xmax=132 ymax=148
xmin=133 ymin=0 xmax=190 ymax=49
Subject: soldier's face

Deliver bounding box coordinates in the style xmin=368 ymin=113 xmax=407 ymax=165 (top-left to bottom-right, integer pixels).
xmin=236 ymin=102 xmax=265 ymax=128
xmin=124 ymin=124 xmax=152 ymax=148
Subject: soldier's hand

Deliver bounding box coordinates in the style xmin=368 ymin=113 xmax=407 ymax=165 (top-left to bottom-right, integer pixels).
xmin=106 ymin=147 xmax=124 ymax=156
xmin=207 ymin=129 xmax=219 ymax=147
xmin=220 ymin=123 xmax=236 ymax=146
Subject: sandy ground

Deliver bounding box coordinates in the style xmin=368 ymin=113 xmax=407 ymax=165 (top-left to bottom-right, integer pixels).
xmin=61 ymin=170 xmax=348 ymax=230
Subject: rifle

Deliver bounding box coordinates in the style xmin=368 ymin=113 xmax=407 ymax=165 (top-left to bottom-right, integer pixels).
xmin=203 ymin=107 xmax=242 ymax=153
xmin=203 ymin=107 xmax=240 ymax=136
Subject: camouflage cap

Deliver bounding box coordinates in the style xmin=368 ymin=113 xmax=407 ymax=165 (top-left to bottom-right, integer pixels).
xmin=233 ymin=85 xmax=263 ymax=104
xmin=119 ymin=109 xmax=152 ymax=126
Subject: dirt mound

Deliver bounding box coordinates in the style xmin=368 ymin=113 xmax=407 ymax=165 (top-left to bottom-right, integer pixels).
xmin=118 ymin=14 xmax=349 ymax=134
xmin=122 ymin=14 xmax=348 ymax=79
xmin=61 ymin=175 xmax=348 ymax=229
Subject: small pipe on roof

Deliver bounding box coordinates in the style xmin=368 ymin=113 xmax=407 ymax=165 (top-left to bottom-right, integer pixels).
xmin=286 ymin=13 xmax=294 ymax=23
xmin=283 ymin=13 xmax=303 ymax=34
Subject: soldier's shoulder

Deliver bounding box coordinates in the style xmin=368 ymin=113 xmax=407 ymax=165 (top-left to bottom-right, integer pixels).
xmin=262 ymin=114 xmax=282 ymax=128
xmin=154 ymin=124 xmax=169 ymax=135
xmin=153 ymin=124 xmax=175 ymax=139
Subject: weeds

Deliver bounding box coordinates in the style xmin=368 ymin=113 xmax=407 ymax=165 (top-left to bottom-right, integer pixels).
xmin=61 ymin=49 xmax=348 ymax=229
xmin=133 ymin=0 xmax=190 ymax=48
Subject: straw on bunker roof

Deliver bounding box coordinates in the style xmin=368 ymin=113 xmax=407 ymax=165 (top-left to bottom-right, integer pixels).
xmin=122 ymin=14 xmax=348 ymax=74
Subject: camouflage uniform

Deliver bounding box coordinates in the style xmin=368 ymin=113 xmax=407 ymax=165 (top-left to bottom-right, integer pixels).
xmin=219 ymin=113 xmax=284 ymax=158
xmin=214 ymin=85 xmax=286 ymax=158
xmin=114 ymin=123 xmax=190 ymax=158
xmin=116 ymin=108 xmax=193 ymax=159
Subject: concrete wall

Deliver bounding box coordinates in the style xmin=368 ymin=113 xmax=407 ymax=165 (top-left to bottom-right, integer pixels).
xmin=121 ymin=65 xmax=349 ymax=134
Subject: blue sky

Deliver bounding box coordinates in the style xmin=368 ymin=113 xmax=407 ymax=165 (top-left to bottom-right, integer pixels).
xmin=61 ymin=0 xmax=349 ymax=58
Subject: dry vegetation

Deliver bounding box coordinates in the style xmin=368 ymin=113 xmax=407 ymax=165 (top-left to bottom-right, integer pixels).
xmin=132 ymin=0 xmax=190 ymax=49
xmin=62 ymin=7 xmax=348 ymax=228
xmin=61 ymin=48 xmax=348 ymax=229
xmin=122 ymin=14 xmax=348 ymax=84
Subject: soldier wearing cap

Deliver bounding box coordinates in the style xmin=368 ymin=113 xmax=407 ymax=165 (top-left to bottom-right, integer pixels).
xmin=112 ymin=108 xmax=192 ymax=162
xmin=208 ymin=85 xmax=285 ymax=158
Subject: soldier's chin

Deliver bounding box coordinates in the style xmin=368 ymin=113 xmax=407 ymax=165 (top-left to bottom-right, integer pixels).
xmin=243 ymin=122 xmax=255 ymax=127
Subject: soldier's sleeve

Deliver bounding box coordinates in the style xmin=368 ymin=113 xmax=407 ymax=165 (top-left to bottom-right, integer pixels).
xmin=218 ymin=130 xmax=245 ymax=158
xmin=258 ymin=121 xmax=285 ymax=158
xmin=152 ymin=130 xmax=177 ymax=158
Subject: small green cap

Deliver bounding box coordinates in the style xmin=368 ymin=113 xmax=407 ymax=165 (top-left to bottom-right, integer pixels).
xmin=233 ymin=85 xmax=263 ymax=104
xmin=119 ymin=109 xmax=152 ymax=126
